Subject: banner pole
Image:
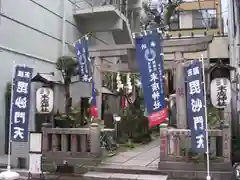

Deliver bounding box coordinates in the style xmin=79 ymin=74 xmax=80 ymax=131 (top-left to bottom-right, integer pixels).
xmin=200 ymin=54 xmax=211 ymax=180
xmin=73 ymin=33 xmax=91 ymax=46
xmin=7 ymin=62 xmax=16 ymax=171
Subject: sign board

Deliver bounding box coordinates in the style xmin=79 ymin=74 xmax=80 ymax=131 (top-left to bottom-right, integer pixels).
xmin=210 ymin=77 xmax=231 ymax=109
xmin=135 ymin=31 xmax=167 ymax=127
xmin=75 ymin=37 xmax=92 ymax=82
xmin=11 ymin=65 xmax=33 ymax=142
xmin=36 ymin=87 xmax=54 ymax=113
xmin=185 ymin=60 xmax=207 ymax=153
xmin=29 ymin=132 xmax=42 ymax=153
xmin=29 ymin=153 xmax=42 ymax=174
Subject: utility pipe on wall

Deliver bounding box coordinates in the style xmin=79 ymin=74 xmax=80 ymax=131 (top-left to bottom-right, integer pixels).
xmin=62 ymin=0 xmax=66 ymax=56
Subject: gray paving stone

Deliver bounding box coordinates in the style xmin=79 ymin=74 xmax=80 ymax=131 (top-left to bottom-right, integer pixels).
xmin=101 ymin=162 xmax=123 ymax=165
xmin=83 ymin=171 xmax=112 ymax=178
xmin=122 ymin=159 xmax=152 ymax=166
xmin=137 ymin=174 xmax=168 ymax=180
xmin=148 ymin=158 xmax=159 ymax=165
xmin=109 ymin=173 xmax=139 ymax=179
xmin=146 ymin=163 xmax=158 ymax=168
xmin=104 ymin=156 xmax=131 ymax=163
xmin=132 ymin=155 xmax=157 ymax=162
xmin=101 ymin=138 xmax=161 ymax=168
xmin=118 ymin=151 xmax=141 ymax=157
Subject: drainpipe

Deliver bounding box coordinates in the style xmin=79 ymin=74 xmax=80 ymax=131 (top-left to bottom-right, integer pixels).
xmin=228 ymin=0 xmax=238 ymax=135
xmin=62 ymin=0 xmax=66 ymax=56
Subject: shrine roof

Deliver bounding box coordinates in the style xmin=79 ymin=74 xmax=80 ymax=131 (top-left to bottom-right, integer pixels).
xmin=31 ymin=73 xmax=63 ymax=84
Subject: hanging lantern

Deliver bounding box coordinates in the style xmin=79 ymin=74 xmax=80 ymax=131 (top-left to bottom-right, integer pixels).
xmin=208 ymin=60 xmax=235 ymax=109
xmin=210 ymin=78 xmax=231 ymax=109
xmin=36 ymin=87 xmax=54 ymax=113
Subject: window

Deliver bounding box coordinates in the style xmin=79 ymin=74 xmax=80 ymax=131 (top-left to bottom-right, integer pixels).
xmin=179 ymin=11 xmax=193 ymax=29
xmin=169 ymin=13 xmax=180 ymax=30
xmin=170 ymin=8 xmax=218 ymax=30
xmin=192 ymin=9 xmax=217 ymax=29
xmin=237 ymin=1 xmax=240 ymax=28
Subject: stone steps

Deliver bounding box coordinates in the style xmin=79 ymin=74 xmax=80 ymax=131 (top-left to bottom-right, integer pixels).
xmin=85 ymin=164 xmax=164 ymax=175
xmin=83 ymin=164 xmax=233 ymax=180
xmin=82 ymin=171 xmax=168 ymax=180
xmin=158 ymin=161 xmax=233 ymax=172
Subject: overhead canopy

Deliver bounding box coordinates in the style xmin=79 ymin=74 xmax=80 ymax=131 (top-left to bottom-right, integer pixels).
xmin=31 ymin=73 xmax=62 ymax=84
xmin=102 ymin=87 xmax=115 ymax=95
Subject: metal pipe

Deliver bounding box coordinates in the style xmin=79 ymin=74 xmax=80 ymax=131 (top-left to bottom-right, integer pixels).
xmin=7 ymin=62 xmax=15 ymax=170
xmin=200 ymin=54 xmax=211 ymax=180
xmin=62 ymin=0 xmax=66 ymax=56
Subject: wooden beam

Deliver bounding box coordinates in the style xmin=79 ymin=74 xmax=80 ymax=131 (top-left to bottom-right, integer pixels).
xmin=67 ymin=36 xmax=214 ymax=58
xmin=164 ymin=43 xmax=209 ymax=53
xmin=89 ymin=44 xmax=134 ymax=52
xmin=90 ymin=43 xmax=209 ymax=57
xmin=162 ymin=35 xmax=213 ymax=47
xmin=88 ymin=35 xmax=213 ymax=51
xmin=99 ymin=60 xmax=211 ymax=72
xmin=87 ymin=36 xmax=213 ymax=57
xmin=90 ymin=49 xmax=128 ymax=57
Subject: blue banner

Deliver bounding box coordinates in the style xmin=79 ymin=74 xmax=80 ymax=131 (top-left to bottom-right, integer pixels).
xmin=185 ymin=60 xmax=207 ymax=153
xmin=135 ymin=32 xmax=167 ymax=127
xmin=75 ymin=38 xmax=92 ymax=82
xmin=11 ymin=66 xmax=33 ymax=142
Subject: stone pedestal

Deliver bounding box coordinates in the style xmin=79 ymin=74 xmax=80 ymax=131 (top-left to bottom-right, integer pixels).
xmin=223 ymin=104 xmax=231 ymax=162
xmin=90 ymin=123 xmax=101 ymax=156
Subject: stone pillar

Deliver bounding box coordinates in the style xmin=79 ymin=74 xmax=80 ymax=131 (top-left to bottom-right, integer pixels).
xmin=41 ymin=127 xmax=48 ymax=152
xmin=41 ymin=123 xmax=51 ymax=152
xmin=94 ymin=57 xmax=102 ymax=119
xmin=175 ymin=52 xmax=187 ymax=129
xmin=90 ymin=123 xmax=101 ymax=156
xmin=61 ymin=134 xmax=68 ymax=152
xmin=210 ymin=137 xmax=216 ymax=157
xmin=222 ymin=104 xmax=231 ymax=162
xmin=174 ymin=52 xmax=187 ymax=155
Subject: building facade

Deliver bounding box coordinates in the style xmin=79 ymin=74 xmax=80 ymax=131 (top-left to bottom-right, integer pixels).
xmin=0 ymin=0 xmax=108 ymax=166
xmin=170 ymin=0 xmax=222 ymax=34
xmin=168 ymin=0 xmax=228 ymax=60
xmin=228 ymin=0 xmax=240 ymax=136
xmin=228 ymin=0 xmax=240 ymax=70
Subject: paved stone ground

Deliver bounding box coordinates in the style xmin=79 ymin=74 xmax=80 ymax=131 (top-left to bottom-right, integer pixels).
xmin=82 ymin=138 xmax=168 ymax=179
xmin=102 ymin=138 xmax=160 ymax=169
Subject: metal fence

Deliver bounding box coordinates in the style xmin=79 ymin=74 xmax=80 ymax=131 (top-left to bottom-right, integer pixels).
xmin=72 ymin=0 xmax=128 ymax=17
